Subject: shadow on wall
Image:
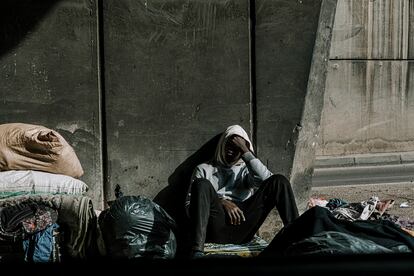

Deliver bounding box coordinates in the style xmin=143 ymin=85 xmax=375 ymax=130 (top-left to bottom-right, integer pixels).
xmin=0 ymin=0 xmax=60 ymax=57
xmin=153 ymin=133 xmax=222 ymax=231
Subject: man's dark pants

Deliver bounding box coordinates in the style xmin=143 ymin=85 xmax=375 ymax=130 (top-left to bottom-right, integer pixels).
xmin=188 ymin=174 xmax=300 ymax=252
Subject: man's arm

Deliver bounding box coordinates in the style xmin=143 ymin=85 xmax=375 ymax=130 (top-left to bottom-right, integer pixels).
xmin=190 ymin=162 xmax=246 ymax=225
xmin=231 ymin=136 xmax=273 ymax=186
xmin=221 ymin=199 xmax=245 ymax=225
xmin=242 ymin=152 xmax=273 ymax=182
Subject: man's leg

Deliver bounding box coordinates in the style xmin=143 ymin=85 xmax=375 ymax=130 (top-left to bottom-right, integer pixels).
xmin=188 ymin=175 xmax=299 ymax=249
xmin=232 ymin=174 xmax=299 ymax=243
xmin=261 ymin=174 xmax=299 ymax=225
xmin=188 ymin=178 xmax=226 ymax=252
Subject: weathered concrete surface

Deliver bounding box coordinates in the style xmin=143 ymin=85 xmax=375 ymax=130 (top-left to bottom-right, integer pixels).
xmin=318 ymin=61 xmax=414 ymax=156
xmin=0 ymin=1 xmax=336 ymax=243
xmin=103 ymin=0 xmax=251 ymax=213
xmin=330 ymin=0 xmax=414 ymax=59
xmin=255 ymin=0 xmax=322 ymax=177
xmin=318 ymin=0 xmax=414 ymax=160
xmin=0 ymin=0 xmax=103 ymax=209
xmin=255 ymin=0 xmax=336 ymax=239
xmin=290 ymin=0 xmax=338 ymax=207
xmin=0 ymin=0 xmax=58 ymax=57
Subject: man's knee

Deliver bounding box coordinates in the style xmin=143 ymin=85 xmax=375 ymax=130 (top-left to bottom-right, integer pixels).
xmin=266 ymin=174 xmax=290 ymax=187
xmin=191 ymin=178 xmax=214 ymax=193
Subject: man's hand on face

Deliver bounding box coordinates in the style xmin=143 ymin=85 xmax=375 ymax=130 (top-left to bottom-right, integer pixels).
xmin=230 ymin=135 xmax=250 ymax=154
xmin=221 ymin=199 xmax=246 ymax=225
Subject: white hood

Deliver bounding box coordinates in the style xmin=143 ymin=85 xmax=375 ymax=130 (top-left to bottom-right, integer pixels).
xmin=214 ymin=125 xmax=254 ymax=166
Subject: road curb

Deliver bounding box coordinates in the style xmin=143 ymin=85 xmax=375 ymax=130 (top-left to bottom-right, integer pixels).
xmin=315 ymin=151 xmax=414 ymax=168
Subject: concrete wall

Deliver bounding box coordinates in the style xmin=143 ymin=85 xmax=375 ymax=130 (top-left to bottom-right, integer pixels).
xmin=0 ymin=0 xmax=103 ymax=209
xmin=255 ymin=0 xmax=322 ymax=177
xmin=103 ymin=0 xmax=331 ymax=240
xmin=103 ymin=0 xmax=251 ymax=204
xmin=317 ymin=0 xmax=414 ymax=156
xmin=253 ymin=0 xmax=335 ymax=239
xmin=0 ymin=1 xmax=335 ymax=240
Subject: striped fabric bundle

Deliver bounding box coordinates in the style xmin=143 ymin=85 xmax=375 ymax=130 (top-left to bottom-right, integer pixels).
xmin=0 ymin=170 xmax=88 ymax=199
xmin=203 ymin=235 xmax=269 ymax=257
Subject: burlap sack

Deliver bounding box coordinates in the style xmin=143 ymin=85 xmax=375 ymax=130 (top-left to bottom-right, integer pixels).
xmin=0 ymin=123 xmax=84 ymax=178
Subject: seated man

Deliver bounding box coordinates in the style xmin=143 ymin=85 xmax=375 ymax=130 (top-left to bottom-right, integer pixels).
xmin=185 ymin=125 xmax=299 ymax=257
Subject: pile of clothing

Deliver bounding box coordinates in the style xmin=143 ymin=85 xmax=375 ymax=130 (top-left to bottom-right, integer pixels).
xmin=0 ymin=123 xmax=97 ymax=263
xmin=259 ymin=195 xmax=414 ymax=257
xmin=307 ymin=195 xmax=414 ymax=235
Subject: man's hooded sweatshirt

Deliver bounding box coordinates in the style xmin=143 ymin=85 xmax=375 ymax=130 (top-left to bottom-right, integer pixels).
xmin=186 ymin=125 xmax=273 ymax=211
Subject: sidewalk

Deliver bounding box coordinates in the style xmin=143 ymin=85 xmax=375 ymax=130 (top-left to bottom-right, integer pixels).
xmin=315 ymin=151 xmax=414 ymax=168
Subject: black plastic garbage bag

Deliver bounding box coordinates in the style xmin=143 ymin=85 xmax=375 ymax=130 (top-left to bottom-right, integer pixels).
xmin=284 ymin=231 xmax=411 ymax=256
xmin=98 ymin=195 xmax=177 ymax=259
xmin=260 ymin=206 xmax=414 ymax=257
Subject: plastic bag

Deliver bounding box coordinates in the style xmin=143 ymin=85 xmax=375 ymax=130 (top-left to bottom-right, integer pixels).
xmin=98 ymin=195 xmax=177 ymax=259
xmin=283 ymin=231 xmax=410 ymax=255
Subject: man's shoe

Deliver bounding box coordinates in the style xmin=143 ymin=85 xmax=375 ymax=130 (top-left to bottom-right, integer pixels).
xmin=190 ymin=250 xmax=205 ymax=259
